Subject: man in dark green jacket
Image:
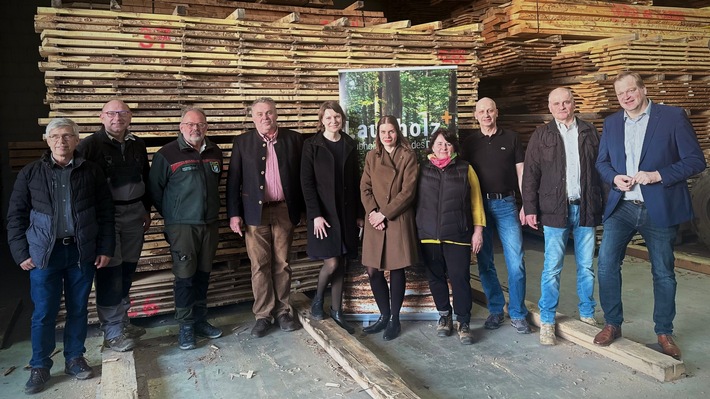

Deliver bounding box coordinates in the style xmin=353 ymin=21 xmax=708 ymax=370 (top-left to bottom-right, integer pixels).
xmin=149 ymin=107 xmax=223 ymax=350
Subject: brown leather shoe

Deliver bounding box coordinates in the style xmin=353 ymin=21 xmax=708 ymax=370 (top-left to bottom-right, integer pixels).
xmin=657 ymin=334 xmax=681 ymax=359
xmin=593 ymin=324 xmax=621 ymax=346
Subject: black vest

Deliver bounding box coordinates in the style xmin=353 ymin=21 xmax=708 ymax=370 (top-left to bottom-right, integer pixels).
xmin=416 ymin=158 xmax=473 ymax=243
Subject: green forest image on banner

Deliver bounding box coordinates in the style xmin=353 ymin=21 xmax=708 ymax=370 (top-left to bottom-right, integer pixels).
xmin=338 ymin=66 xmax=457 ymax=164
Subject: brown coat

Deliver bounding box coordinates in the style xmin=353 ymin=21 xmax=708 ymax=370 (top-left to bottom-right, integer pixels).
xmin=360 ymin=146 xmax=419 ymax=270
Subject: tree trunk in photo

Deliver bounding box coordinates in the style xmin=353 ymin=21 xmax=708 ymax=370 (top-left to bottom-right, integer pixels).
xmin=379 ymin=70 xmax=403 ymax=118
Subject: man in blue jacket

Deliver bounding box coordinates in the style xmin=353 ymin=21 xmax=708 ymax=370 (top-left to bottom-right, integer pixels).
xmin=594 ymin=71 xmax=706 ymax=359
xmin=7 ymin=118 xmax=115 ymax=395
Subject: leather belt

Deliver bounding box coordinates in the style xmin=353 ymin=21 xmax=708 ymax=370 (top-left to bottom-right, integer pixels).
xmin=263 ymin=200 xmax=285 ymax=207
xmin=568 ymin=198 xmax=581 ymax=205
xmin=57 ymin=236 xmax=76 ymax=245
xmin=485 ymin=192 xmax=515 ymax=199
xmin=627 ymin=199 xmax=644 ymax=205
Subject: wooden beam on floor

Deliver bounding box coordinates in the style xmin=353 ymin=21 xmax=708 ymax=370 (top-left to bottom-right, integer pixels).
xmin=627 ymin=244 xmax=710 ymax=275
xmin=98 ymin=349 xmax=138 ymax=399
xmin=470 ymin=277 xmax=686 ymax=382
xmin=291 ymin=292 xmax=420 ymax=399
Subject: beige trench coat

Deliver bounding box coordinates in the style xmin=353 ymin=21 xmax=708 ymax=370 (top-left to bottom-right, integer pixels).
xmin=360 ymin=145 xmax=419 ymax=270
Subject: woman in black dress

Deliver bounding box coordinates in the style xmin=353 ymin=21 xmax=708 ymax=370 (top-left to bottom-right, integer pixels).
xmin=301 ymin=101 xmax=363 ymax=333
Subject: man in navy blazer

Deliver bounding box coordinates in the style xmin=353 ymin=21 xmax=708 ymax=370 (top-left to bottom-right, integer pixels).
xmin=226 ymin=97 xmax=304 ymax=338
xmin=593 ymin=71 xmax=706 ymax=359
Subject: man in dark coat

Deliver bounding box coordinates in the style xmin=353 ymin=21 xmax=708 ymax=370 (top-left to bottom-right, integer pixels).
xmin=7 ymin=118 xmax=115 ymax=394
xmin=76 ymin=99 xmax=151 ymax=352
xmin=523 ymin=87 xmax=603 ymax=346
xmin=227 ymin=97 xmax=304 ymax=338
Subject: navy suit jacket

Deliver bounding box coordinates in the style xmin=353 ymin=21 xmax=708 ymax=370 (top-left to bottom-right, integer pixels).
xmin=596 ymin=103 xmax=706 ymax=227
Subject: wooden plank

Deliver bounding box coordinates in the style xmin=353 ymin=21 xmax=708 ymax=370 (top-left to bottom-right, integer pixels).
xmin=98 ymin=349 xmax=138 ymax=399
xmin=292 ymin=292 xmax=420 ymax=399
xmin=627 ymin=244 xmax=710 ymax=275
xmin=470 ymin=277 xmax=686 ymax=382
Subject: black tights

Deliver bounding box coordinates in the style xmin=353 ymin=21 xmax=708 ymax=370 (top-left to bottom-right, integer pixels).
xmin=315 ymin=256 xmax=346 ymax=311
xmin=367 ymin=267 xmax=406 ymax=319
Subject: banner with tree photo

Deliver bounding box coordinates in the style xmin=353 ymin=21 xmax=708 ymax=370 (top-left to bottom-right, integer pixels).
xmin=339 ymin=66 xmax=459 ymax=320
xmin=339 ymin=66 xmax=458 ymax=166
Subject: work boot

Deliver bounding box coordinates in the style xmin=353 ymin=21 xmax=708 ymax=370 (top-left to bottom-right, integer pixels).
xmin=539 ymin=323 xmax=556 ymax=346
xmin=64 ymin=357 xmax=94 ymax=380
xmin=458 ymin=322 xmax=474 ymax=345
xmin=436 ymin=311 xmax=453 ymax=337
xmin=25 ymin=368 xmax=50 ymax=395
xmin=195 ymin=321 xmax=223 ymax=339
xmin=178 ymin=324 xmax=196 ymax=350
xmin=124 ymin=323 xmax=146 ymax=339
xmin=580 ymin=316 xmax=599 ymax=326
xmin=104 ymin=333 xmax=136 ymax=352
xmin=484 ymin=313 xmax=504 ymax=330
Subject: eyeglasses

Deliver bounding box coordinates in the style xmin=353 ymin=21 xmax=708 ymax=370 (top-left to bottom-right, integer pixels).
xmin=103 ymin=110 xmax=132 ymax=118
xmin=47 ymin=134 xmax=77 ymax=142
xmin=615 ymin=87 xmax=639 ymax=98
xmin=181 ymin=122 xmax=208 ymax=130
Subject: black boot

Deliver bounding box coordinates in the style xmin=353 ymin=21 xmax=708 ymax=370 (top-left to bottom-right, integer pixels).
xmin=330 ymin=308 xmax=355 ymax=334
xmin=311 ymin=296 xmax=325 ymax=320
xmin=363 ymin=315 xmax=389 ymax=334
xmin=383 ymin=316 xmax=401 ymax=341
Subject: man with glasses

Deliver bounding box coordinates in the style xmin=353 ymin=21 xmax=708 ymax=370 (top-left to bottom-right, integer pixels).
xmin=226 ymin=97 xmax=304 ymax=338
xmin=76 ymin=99 xmax=150 ymax=352
xmin=149 ymin=107 xmax=224 ymax=350
xmin=8 ymin=118 xmax=115 ymax=394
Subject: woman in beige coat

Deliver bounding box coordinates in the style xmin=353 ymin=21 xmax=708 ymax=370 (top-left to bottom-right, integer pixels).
xmin=360 ymin=115 xmax=419 ymax=341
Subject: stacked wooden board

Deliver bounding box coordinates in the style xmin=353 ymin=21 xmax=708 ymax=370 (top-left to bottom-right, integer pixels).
xmin=480 ymin=0 xmax=710 ymax=43
xmin=36 ymin=5 xmax=482 ymax=322
xmin=36 ymin=7 xmax=481 ymax=137
xmin=119 ymin=0 xmax=386 ymax=26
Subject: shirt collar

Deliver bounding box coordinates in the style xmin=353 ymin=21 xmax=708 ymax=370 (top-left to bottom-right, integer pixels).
xmin=555 ymin=118 xmax=577 ymax=132
xmin=104 ymin=129 xmax=135 ymax=143
xmin=623 ymin=100 xmax=652 ymax=122
xmin=51 ymin=156 xmax=74 ymax=168
xmin=258 ymin=128 xmax=279 ymax=142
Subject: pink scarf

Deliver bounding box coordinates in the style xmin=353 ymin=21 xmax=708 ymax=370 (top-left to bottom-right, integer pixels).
xmin=428 ymin=153 xmax=457 ymax=169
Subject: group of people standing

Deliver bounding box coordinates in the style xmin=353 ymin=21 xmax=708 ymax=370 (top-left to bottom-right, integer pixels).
xmin=7 ymin=70 xmax=705 ymax=395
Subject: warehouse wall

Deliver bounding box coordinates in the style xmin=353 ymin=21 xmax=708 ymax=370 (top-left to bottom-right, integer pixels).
xmin=0 ymin=0 xmax=50 ymax=225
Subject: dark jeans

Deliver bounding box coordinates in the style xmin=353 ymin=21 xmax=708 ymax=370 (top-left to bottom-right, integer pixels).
xmin=421 ymin=243 xmax=472 ymax=324
xmin=29 ymin=243 xmax=95 ymax=369
xmin=597 ymin=201 xmax=679 ymax=335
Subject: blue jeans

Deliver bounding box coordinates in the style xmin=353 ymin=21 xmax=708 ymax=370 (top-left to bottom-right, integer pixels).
xmin=476 ymin=196 xmax=528 ymax=319
xmin=597 ymin=201 xmax=678 ymax=335
xmin=539 ymin=204 xmax=596 ymax=324
xmin=29 ymin=243 xmax=95 ymax=369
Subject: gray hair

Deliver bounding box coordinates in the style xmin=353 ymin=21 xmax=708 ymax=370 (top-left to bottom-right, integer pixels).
xmin=181 ymin=106 xmax=207 ymax=120
xmin=251 ymin=97 xmax=277 ymax=110
xmin=44 ymin=118 xmax=80 ymax=140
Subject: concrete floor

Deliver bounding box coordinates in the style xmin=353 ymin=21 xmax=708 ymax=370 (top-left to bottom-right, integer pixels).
xmin=1 ymin=234 xmax=709 ymax=399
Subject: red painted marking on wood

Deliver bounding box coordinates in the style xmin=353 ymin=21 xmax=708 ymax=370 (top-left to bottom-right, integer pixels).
xmin=139 ymin=27 xmax=172 ymax=49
